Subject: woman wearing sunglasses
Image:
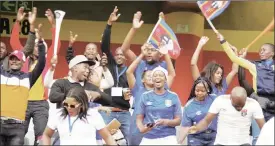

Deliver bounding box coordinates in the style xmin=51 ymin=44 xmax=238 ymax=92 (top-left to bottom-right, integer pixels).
xmin=42 ymin=87 xmax=116 ymax=145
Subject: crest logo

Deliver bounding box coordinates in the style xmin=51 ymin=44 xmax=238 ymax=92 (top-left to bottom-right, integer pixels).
xmin=241 ymin=109 xmax=247 ymax=117
xmin=165 ymin=100 xmax=172 ymax=107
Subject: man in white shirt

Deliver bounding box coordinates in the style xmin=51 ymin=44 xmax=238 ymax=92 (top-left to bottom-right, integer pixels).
xmin=189 ymin=86 xmax=265 ymax=145
xmin=256 ymin=117 xmax=274 ymax=145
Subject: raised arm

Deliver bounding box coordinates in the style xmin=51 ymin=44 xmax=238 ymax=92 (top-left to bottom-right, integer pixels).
xmin=29 ymin=39 xmax=46 ymax=87
xmin=217 ymin=33 xmax=257 ymax=76
xmin=100 ymin=6 xmax=120 ymax=65
xmin=191 ymin=36 xmax=209 ymax=81
xmin=100 ymin=54 xmax=114 ymax=89
xmin=22 ymin=7 xmax=37 ymax=57
xmin=120 ymin=11 xmax=144 ymax=62
xmin=164 ymin=53 xmax=176 ymax=88
xmin=44 ymin=55 xmax=57 ymax=88
xmin=66 ymin=31 xmax=78 ymax=64
xmin=10 ymin=7 xmax=26 ymax=50
xmin=126 ymin=53 xmax=144 ymax=89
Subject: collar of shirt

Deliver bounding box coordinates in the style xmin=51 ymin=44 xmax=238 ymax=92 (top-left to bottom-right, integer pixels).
xmin=68 ymin=76 xmax=84 ymax=86
xmin=264 ymin=59 xmax=273 ymax=66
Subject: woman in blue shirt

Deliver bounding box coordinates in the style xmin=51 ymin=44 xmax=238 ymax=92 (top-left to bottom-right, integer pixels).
xmin=127 ymin=45 xmax=176 ymax=145
xmin=179 ymin=77 xmax=217 ymax=145
xmin=136 ymin=66 xmax=182 ymax=145
xmin=191 ymin=36 xmax=238 ymax=96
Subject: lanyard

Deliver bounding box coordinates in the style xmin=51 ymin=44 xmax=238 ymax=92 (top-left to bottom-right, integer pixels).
xmin=68 ymin=115 xmax=79 ymax=136
xmin=115 ymin=65 xmax=127 ymax=87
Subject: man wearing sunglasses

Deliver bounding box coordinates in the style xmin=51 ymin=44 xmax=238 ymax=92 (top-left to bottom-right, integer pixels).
xmin=49 ymin=55 xmax=113 ymax=109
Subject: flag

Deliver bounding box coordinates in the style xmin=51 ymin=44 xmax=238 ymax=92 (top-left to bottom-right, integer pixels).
xmin=147 ymin=18 xmax=182 ymax=59
xmin=197 ymin=1 xmax=230 ymax=21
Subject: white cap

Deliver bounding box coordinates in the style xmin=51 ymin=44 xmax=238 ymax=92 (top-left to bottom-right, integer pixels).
xmin=151 ymin=66 xmax=168 ymax=80
xmin=69 ymin=55 xmax=95 ymax=69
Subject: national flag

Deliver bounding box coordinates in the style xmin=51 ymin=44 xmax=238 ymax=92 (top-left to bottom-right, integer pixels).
xmin=147 ymin=18 xmax=182 ymax=59
xmin=197 ymin=1 xmax=231 ymax=20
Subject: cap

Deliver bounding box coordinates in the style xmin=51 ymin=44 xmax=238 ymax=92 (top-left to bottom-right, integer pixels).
xmin=9 ymin=50 xmax=26 ymax=62
xmin=69 ymin=55 xmax=95 ymax=69
xmin=151 ymin=66 xmax=168 ymax=80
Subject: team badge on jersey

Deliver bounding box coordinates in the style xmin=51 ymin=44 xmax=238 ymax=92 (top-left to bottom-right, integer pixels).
xmin=241 ymin=109 xmax=247 ymax=117
xmin=165 ymin=100 xmax=172 ymax=107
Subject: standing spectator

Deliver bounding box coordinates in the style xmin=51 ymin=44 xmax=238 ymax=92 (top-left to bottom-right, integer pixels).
xmin=99 ymin=6 xmax=131 ymax=143
xmin=43 ymin=87 xmax=116 ymax=145
xmin=189 ymin=86 xmax=265 ymax=145
xmin=136 ymin=66 xmax=182 ymax=145
xmin=190 ymin=36 xmax=238 ymax=97
xmin=127 ymin=44 xmax=176 ymax=145
xmin=0 ymin=33 xmax=46 ymax=145
xmin=217 ymin=32 xmax=274 ymax=121
xmin=49 ymin=55 xmax=112 ymax=109
xmin=120 ymin=12 xmax=170 ymax=86
xmin=1 ymin=7 xmax=36 ymax=70
xmin=179 ymin=77 xmax=217 ymax=145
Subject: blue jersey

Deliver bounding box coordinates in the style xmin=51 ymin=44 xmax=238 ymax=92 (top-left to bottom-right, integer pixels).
xmin=182 ymin=95 xmax=217 ymax=133
xmin=135 ymin=90 xmax=182 ymax=139
xmin=211 ymin=78 xmax=228 ymax=96
xmin=254 ymin=60 xmax=274 ymax=96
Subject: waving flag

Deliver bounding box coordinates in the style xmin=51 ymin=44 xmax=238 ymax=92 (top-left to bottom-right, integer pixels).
xmin=197 ymin=1 xmax=231 ymax=21
xmin=147 ymin=18 xmax=182 ymax=59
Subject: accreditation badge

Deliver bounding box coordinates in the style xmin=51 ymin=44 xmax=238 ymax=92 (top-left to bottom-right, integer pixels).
xmin=165 ymin=99 xmax=172 ymax=107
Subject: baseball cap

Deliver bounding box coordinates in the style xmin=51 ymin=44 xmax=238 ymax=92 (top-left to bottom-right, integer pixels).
xmin=69 ymin=55 xmax=95 ymax=69
xmin=9 ymin=50 xmax=26 ymax=62
xmin=151 ymin=66 xmax=168 ymax=80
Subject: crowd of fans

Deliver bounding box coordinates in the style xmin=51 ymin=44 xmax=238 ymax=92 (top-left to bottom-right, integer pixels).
xmin=0 ymin=6 xmax=274 ymax=146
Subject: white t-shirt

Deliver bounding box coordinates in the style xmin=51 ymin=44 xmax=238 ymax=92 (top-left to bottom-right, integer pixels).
xmin=256 ymin=117 xmax=274 ymax=145
xmin=208 ymin=95 xmax=264 ymax=145
xmin=47 ymin=109 xmax=106 ymax=145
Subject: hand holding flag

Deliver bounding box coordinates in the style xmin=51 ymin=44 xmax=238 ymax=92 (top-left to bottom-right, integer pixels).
xmin=146 ymin=14 xmax=182 ymax=59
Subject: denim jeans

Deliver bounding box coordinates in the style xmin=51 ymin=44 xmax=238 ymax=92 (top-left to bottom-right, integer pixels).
xmin=24 ymin=100 xmax=49 ymax=146
xmin=0 ymin=122 xmax=25 ymax=145
xmin=99 ymin=111 xmax=131 ymax=144
xmin=129 ymin=111 xmax=144 ymax=145
xmin=188 ymin=130 xmax=216 ymax=146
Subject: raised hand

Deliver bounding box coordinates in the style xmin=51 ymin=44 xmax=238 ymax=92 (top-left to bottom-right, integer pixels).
xmin=239 ymin=48 xmax=247 ymax=58
xmin=108 ymin=6 xmax=121 ymax=25
xmin=198 ymin=36 xmax=209 ymax=47
xmin=132 ymin=11 xmax=144 ymax=29
xmin=45 ymin=9 xmax=55 ymax=26
xmin=35 ymin=24 xmax=43 ymax=41
xmin=216 ymin=32 xmax=224 ymax=42
xmin=28 ymin=7 xmax=37 ymax=25
xmin=159 ymin=12 xmax=165 ymax=21
xmin=50 ymin=55 xmax=58 ymax=68
xmin=69 ymin=31 xmax=78 ymax=47
xmin=100 ymin=53 xmax=108 ymax=67
xmin=16 ymin=7 xmax=26 ymax=22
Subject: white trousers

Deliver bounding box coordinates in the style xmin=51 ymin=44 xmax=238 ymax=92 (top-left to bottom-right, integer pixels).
xmin=140 ymin=135 xmax=179 ymax=145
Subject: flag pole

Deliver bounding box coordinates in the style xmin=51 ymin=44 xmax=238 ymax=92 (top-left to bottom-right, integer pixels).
xmin=206 ymin=18 xmax=218 ymax=34
xmin=146 ymin=18 xmax=162 ymax=43
xmin=245 ymin=18 xmax=274 ymax=50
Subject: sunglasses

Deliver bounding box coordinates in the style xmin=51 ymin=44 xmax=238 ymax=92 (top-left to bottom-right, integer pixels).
xmin=63 ymin=102 xmax=80 ymax=109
